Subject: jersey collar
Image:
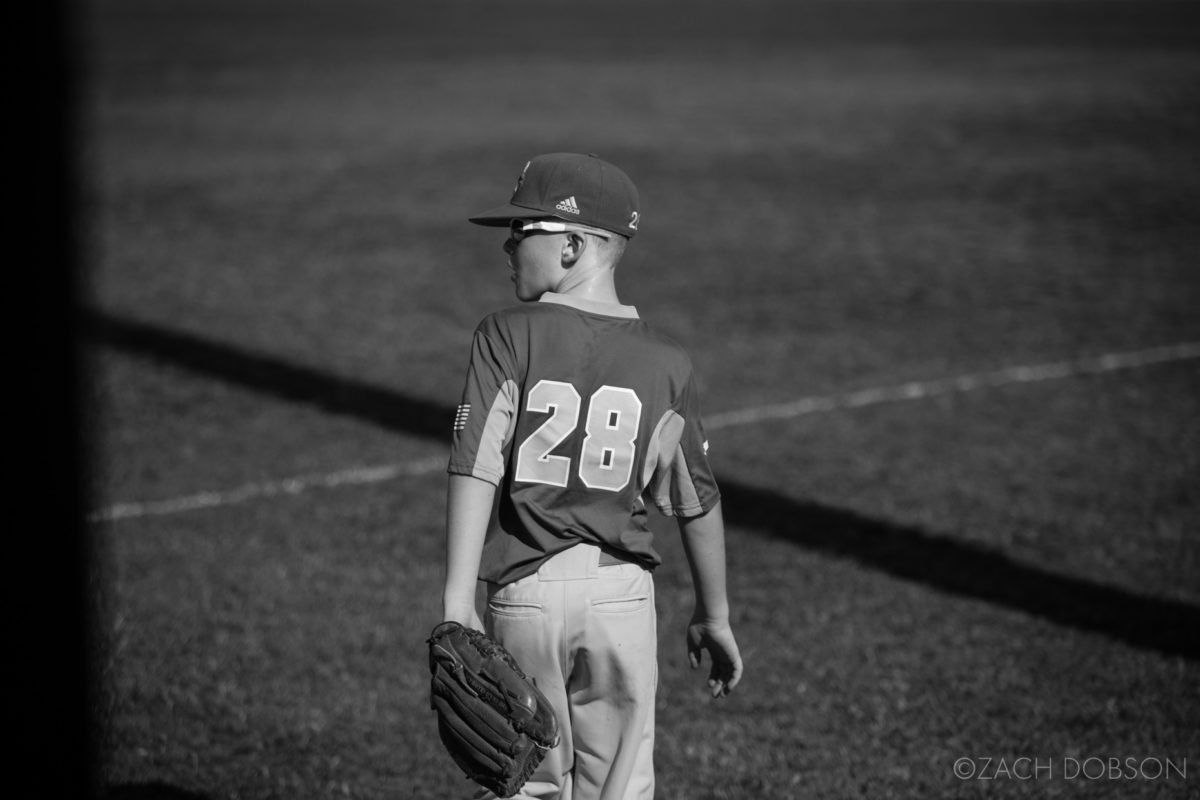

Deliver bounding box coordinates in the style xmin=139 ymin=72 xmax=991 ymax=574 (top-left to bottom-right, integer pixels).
xmin=539 ymin=292 xmax=639 ymax=319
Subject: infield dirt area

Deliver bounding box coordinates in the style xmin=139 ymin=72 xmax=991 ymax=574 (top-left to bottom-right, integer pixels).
xmin=84 ymin=1 xmax=1199 ymax=798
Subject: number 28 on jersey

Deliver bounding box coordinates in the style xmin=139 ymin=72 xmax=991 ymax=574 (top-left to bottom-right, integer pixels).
xmin=514 ymin=380 xmax=643 ymax=493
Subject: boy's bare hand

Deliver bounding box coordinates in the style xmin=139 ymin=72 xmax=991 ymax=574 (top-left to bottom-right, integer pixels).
xmin=686 ymin=617 xmax=743 ymax=698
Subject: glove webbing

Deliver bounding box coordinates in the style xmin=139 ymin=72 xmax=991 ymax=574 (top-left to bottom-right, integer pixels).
xmin=430 ymin=629 xmax=549 ymax=741
xmin=430 ymin=663 xmax=526 ymax=753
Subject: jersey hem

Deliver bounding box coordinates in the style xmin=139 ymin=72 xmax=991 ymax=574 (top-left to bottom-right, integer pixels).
xmin=656 ymin=492 xmax=720 ymax=519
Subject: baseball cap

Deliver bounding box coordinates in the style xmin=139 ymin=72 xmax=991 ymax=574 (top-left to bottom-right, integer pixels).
xmin=469 ymin=153 xmax=640 ymax=238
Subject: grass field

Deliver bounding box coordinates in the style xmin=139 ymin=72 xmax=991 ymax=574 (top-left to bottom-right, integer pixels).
xmin=84 ymin=1 xmax=1200 ymax=798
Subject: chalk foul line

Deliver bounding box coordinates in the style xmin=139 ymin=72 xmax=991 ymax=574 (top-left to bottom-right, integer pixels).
xmin=91 ymin=456 xmax=448 ymax=523
xmin=90 ymin=342 xmax=1200 ymax=523
xmin=703 ymin=341 xmax=1200 ymax=428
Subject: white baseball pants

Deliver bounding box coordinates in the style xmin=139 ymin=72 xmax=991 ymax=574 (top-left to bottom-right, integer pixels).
xmin=475 ymin=543 xmax=657 ymax=800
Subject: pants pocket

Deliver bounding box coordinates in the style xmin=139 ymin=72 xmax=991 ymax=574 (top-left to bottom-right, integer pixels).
xmin=590 ymin=594 xmax=650 ymax=614
xmin=487 ymin=597 xmax=543 ymax=618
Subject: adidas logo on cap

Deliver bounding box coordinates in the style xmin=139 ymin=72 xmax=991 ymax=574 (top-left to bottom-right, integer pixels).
xmin=555 ymin=196 xmax=581 ymax=215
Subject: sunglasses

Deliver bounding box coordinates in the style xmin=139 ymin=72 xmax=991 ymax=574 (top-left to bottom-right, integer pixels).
xmin=509 ymin=219 xmax=613 ymax=243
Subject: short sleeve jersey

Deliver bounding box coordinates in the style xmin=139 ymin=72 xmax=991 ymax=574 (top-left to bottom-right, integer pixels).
xmin=448 ymin=292 xmax=720 ymax=585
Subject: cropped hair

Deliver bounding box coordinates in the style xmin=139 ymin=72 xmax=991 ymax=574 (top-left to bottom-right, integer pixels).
xmin=595 ymin=232 xmax=628 ymax=267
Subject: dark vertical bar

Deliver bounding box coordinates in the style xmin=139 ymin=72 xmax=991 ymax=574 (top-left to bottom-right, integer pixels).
xmin=25 ymin=0 xmax=100 ymax=797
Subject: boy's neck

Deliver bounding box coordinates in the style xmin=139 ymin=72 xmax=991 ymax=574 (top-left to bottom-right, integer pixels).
xmin=552 ymin=268 xmax=621 ymax=305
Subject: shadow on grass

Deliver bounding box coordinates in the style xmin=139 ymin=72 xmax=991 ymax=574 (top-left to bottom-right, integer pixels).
xmin=719 ymin=481 xmax=1200 ymax=660
xmin=83 ymin=310 xmax=448 ymax=435
xmin=87 ymin=309 xmax=1200 ymax=661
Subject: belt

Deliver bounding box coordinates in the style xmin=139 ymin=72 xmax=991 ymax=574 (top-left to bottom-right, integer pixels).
xmin=598 ymin=547 xmax=632 ymax=567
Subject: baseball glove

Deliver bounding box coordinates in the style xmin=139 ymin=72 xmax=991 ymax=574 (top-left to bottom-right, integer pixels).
xmin=427 ymin=621 xmax=560 ymax=798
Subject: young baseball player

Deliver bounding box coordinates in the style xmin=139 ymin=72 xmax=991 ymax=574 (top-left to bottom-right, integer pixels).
xmin=441 ymin=152 xmax=743 ymax=800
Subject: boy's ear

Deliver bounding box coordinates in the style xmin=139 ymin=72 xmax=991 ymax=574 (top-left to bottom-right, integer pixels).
xmin=561 ymin=232 xmax=587 ymax=266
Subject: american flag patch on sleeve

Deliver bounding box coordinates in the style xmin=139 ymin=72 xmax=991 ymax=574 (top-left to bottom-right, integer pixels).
xmin=453 ymin=403 xmax=471 ymax=431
